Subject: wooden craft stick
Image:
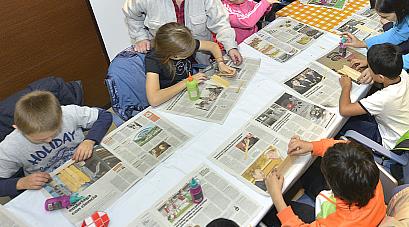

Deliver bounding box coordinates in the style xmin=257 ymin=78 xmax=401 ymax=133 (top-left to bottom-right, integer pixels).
xmin=211 ymin=75 xmax=230 ymax=88
xmin=337 ymin=65 xmax=361 ymax=81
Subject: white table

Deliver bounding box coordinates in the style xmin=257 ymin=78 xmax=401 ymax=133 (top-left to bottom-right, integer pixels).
xmin=5 ymin=32 xmax=369 ymax=226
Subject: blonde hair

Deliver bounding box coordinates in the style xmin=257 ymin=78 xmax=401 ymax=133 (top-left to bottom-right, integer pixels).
xmin=153 ymin=22 xmax=197 ymax=79
xmin=14 ymin=90 xmax=62 ymax=135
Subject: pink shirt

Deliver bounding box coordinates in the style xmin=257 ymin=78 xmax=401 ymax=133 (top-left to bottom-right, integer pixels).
xmin=222 ymin=0 xmax=271 ymax=44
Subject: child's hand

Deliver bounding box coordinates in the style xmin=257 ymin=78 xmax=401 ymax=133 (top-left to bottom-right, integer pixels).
xmin=265 ymin=169 xmax=284 ymax=198
xmin=16 ymin=172 xmax=51 ymax=190
xmin=72 ymin=139 xmax=95 ymax=161
xmin=357 ymin=68 xmax=374 ymax=84
xmin=218 ymin=62 xmax=236 ymax=77
xmin=228 ymin=49 xmax=243 ymax=65
xmin=133 ymin=39 xmax=151 ymax=53
xmin=192 ymin=73 xmax=208 ymax=84
xmin=342 ymin=32 xmax=367 ymax=48
xmin=350 ymin=58 xmax=368 ymax=70
xmin=339 ymin=75 xmax=352 ymax=90
xmin=266 ymin=0 xmax=281 ymax=4
xmin=287 ymin=135 xmax=313 ymax=156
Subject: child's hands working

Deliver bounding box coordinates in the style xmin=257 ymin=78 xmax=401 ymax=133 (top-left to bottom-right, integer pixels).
xmin=265 ymin=169 xmax=287 ymax=212
xmin=218 ymin=62 xmax=236 ymax=77
xmin=342 ymin=32 xmax=367 ymax=48
xmin=16 ymin=172 xmax=51 ymax=190
xmin=72 ymin=139 xmax=95 ymax=161
xmin=351 ymin=58 xmax=373 ymax=84
xmin=339 ymin=75 xmax=352 ymax=90
xmin=287 ymin=135 xmax=313 ymax=156
xmin=192 ymin=73 xmax=208 ymax=83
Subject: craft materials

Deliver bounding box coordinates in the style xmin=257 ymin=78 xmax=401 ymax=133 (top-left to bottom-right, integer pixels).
xmin=186 ymin=73 xmax=200 ymax=101
xmin=189 ymin=178 xmax=204 ymax=204
xmin=44 ymin=193 xmax=83 ymax=211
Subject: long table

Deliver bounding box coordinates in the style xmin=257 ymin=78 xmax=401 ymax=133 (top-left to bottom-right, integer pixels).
xmin=4 ymin=26 xmax=370 ymax=227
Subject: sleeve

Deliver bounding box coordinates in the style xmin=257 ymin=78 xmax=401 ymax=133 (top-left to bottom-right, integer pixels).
xmin=358 ymin=91 xmax=386 ymax=116
xmin=85 ymin=109 xmax=113 ymax=144
xmin=365 ymin=18 xmax=409 ymax=48
xmin=195 ymin=39 xmax=200 ymax=51
xmin=0 ymin=168 xmax=24 ymax=197
xmin=311 ymin=139 xmax=348 ymax=157
xmin=205 ymin=0 xmax=238 ymax=51
xmin=123 ymin=0 xmax=149 ymax=43
xmin=277 ymin=206 xmax=322 ymax=227
xmin=145 ymin=52 xmax=162 ymax=74
xmin=226 ymin=0 xmax=271 ymax=29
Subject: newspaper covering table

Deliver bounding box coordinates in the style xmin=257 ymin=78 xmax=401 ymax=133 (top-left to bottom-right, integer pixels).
xmin=161 ymin=57 xmax=260 ymax=124
xmin=40 ymin=108 xmax=192 ymax=224
xmin=0 ymin=204 xmax=27 ymax=227
xmin=210 ymin=92 xmax=336 ymax=195
xmin=128 ymin=164 xmax=262 ymax=227
xmin=245 ymin=17 xmax=324 ymax=63
xmin=300 ymin=0 xmax=348 ymax=10
xmin=333 ymin=13 xmax=382 ymax=40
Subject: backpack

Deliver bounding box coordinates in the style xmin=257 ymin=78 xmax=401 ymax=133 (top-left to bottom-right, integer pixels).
xmin=105 ymin=47 xmax=149 ymax=122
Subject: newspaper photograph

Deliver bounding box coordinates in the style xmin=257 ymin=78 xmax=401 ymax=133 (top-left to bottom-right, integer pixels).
xmin=0 ymin=205 xmax=27 ymax=227
xmin=300 ymin=0 xmax=348 ymax=10
xmin=210 ymin=122 xmax=291 ymax=195
xmin=254 ymin=92 xmax=336 ymax=140
xmin=102 ymin=108 xmax=192 ymax=176
xmin=283 ymin=62 xmax=343 ymax=107
xmin=333 ymin=14 xmax=382 ymax=40
xmin=42 ymin=146 xmax=140 ymax=224
xmin=161 ymin=57 xmax=260 ymax=124
xmin=245 ymin=17 xmax=323 ymax=63
xmin=128 ymin=165 xmax=262 ymax=227
xmin=316 ymin=46 xmax=366 ymax=83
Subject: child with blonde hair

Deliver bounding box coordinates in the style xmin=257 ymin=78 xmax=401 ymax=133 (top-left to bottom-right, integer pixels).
xmin=145 ymin=22 xmax=235 ymax=106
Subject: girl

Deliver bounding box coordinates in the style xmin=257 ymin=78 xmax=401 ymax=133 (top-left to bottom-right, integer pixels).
xmin=145 ymin=22 xmax=235 ymax=107
xmin=344 ymin=0 xmax=409 ymax=50
xmin=223 ymin=0 xmax=280 ymax=44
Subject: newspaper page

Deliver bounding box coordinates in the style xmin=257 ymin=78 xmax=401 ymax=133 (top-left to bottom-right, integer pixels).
xmin=283 ymin=62 xmax=343 ymax=108
xmin=128 ymin=165 xmax=262 ymax=227
xmin=316 ymin=46 xmax=367 ymax=83
xmin=41 ymin=146 xmax=140 ymax=224
xmin=245 ymin=17 xmax=324 ymax=63
xmin=161 ymin=57 xmax=260 ymax=124
xmin=333 ymin=13 xmax=382 ymax=40
xmin=255 ymin=92 xmax=336 ymax=139
xmin=102 ymin=108 xmax=192 ymax=176
xmin=210 ymin=122 xmax=291 ymax=195
xmin=299 ymin=0 xmax=348 ymax=10
xmin=0 ymin=205 xmax=27 ymax=227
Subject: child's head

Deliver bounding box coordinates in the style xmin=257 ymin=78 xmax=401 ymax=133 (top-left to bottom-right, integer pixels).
xmin=367 ymin=43 xmax=402 ymax=81
xmin=320 ymin=142 xmax=379 ymax=208
xmin=14 ymin=91 xmax=62 ymax=143
xmin=153 ymin=22 xmax=196 ymax=63
xmin=375 ymin=0 xmax=409 ymax=23
xmin=206 ymin=218 xmax=239 ymax=227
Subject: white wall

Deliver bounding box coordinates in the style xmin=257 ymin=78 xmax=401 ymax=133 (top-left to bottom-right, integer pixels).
xmin=89 ymin=0 xmax=132 ymax=61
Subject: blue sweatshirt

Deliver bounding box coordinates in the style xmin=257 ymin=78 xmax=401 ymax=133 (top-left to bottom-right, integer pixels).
xmin=365 ymin=16 xmax=409 ymax=69
xmin=0 ymin=108 xmax=112 ymax=197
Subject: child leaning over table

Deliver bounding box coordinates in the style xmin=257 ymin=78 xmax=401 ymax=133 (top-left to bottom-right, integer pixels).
xmin=0 ymin=91 xmax=112 ymax=197
xmin=338 ymin=43 xmax=409 ymax=150
xmin=222 ymin=0 xmax=280 ymax=44
xmin=266 ymin=136 xmax=386 ymax=226
xmin=145 ymin=22 xmax=235 ymax=107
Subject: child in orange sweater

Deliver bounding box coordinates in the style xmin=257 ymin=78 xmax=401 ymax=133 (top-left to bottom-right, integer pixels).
xmin=266 ymin=136 xmax=386 ymax=226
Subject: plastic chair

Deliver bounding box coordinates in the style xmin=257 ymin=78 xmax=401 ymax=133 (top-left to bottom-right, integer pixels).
xmin=344 ymin=130 xmax=409 ymax=202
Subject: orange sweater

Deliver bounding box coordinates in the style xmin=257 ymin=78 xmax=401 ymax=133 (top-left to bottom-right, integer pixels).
xmin=277 ymin=138 xmax=386 ymax=227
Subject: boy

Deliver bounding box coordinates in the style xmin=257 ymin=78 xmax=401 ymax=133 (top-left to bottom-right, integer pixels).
xmin=0 ymin=91 xmax=112 ymax=197
xmin=266 ymin=136 xmax=386 ymax=226
xmin=339 ymin=43 xmax=409 ymax=149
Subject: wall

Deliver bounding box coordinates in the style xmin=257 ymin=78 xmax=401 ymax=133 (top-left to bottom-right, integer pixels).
xmin=0 ymin=0 xmax=109 ymax=107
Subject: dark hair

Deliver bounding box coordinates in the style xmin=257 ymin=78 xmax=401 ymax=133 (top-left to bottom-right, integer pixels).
xmin=320 ymin=142 xmax=379 ymax=208
xmin=367 ymin=43 xmax=403 ymax=79
xmin=206 ymin=218 xmax=240 ymax=227
xmin=375 ymin=0 xmax=409 ymax=24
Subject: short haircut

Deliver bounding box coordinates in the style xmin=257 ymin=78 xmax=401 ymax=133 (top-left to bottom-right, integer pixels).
xmin=367 ymin=43 xmax=403 ymax=79
xmin=320 ymin=142 xmax=379 ymax=208
xmin=14 ymin=90 xmax=62 ymax=135
xmin=206 ymin=218 xmax=239 ymax=227
xmin=375 ymin=0 xmax=409 ymax=24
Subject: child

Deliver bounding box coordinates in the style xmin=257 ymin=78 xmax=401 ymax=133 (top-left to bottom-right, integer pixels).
xmin=344 ymin=0 xmax=409 ymax=68
xmin=145 ymin=22 xmax=235 ymax=107
xmin=338 ymin=43 xmax=409 ymax=149
xmin=266 ymin=136 xmax=386 ymax=226
xmin=222 ymin=0 xmax=279 ymax=44
xmin=0 ymin=91 xmax=112 ymax=197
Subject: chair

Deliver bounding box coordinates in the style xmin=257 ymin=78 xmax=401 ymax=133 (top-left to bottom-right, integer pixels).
xmin=344 ymin=130 xmax=409 ymax=202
